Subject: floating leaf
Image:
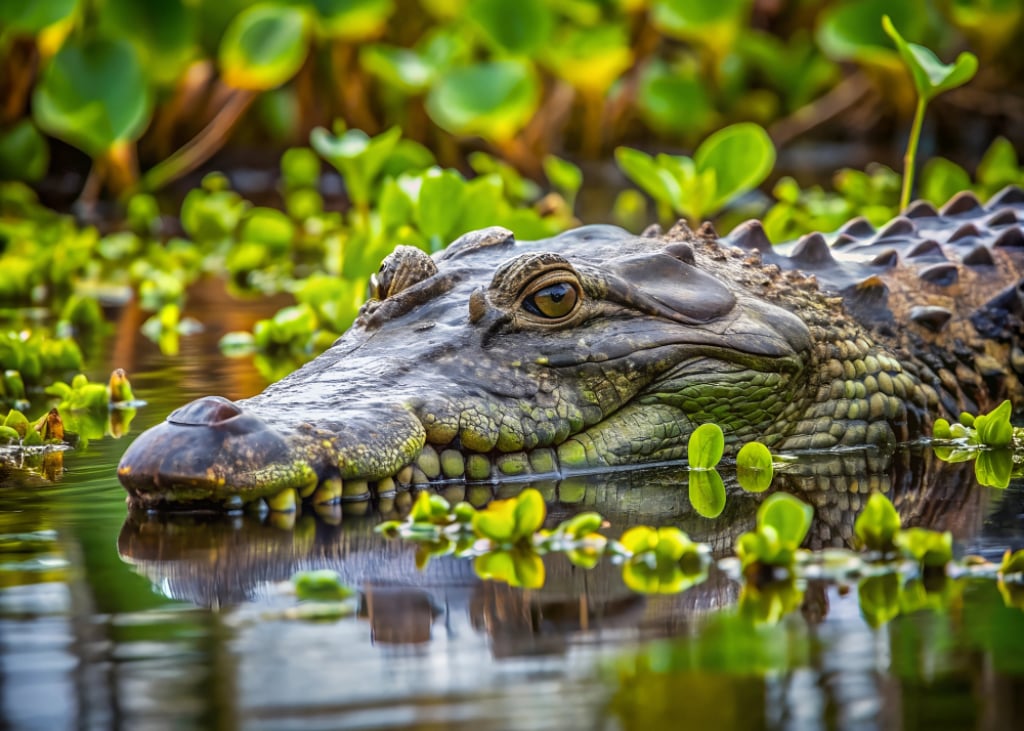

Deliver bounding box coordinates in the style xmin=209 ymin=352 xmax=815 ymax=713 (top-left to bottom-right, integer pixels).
xmin=425 ymin=61 xmax=540 ymax=143
xmin=293 ymin=570 xmax=356 ymax=601
xmin=973 ymin=399 xmax=1013 ymax=447
xmin=736 ymin=441 xmax=774 ymax=492
xmin=474 ymin=548 xmax=545 ymax=589
xmin=758 ymin=493 xmax=813 ymax=548
xmin=858 ymin=573 xmax=901 ymax=628
xmin=688 ymin=469 xmax=726 ymax=518
xmin=975 ymin=449 xmax=1013 ymax=489
xmin=854 ymin=492 xmax=901 ymax=552
xmin=895 ymin=527 xmax=953 ymax=567
xmin=688 ymin=422 xmax=724 ymax=469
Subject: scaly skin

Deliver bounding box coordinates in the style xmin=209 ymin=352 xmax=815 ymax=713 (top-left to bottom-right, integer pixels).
xmin=117 ymin=187 xmax=1024 ymax=509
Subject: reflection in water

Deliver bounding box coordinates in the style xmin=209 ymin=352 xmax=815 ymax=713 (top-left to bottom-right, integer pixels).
xmin=3 ymin=355 xmax=1024 ymax=728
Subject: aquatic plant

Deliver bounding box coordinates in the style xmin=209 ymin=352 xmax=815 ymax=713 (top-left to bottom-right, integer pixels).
xmin=734 ymin=493 xmax=814 ymax=575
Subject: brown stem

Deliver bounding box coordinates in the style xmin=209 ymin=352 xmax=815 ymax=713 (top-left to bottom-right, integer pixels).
xmin=140 ymin=88 xmax=256 ymax=193
xmin=768 ymin=72 xmax=873 ymax=148
xmin=1 ymin=38 xmax=38 ymax=124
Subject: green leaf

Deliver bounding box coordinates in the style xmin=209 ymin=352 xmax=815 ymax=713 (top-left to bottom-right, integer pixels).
xmin=694 ymin=122 xmax=776 ymax=214
xmin=687 ymin=422 xmax=724 ymax=469
xmin=0 ymin=120 xmax=49 ymax=182
xmin=614 ymin=147 xmax=682 ymax=211
xmin=895 ymin=527 xmax=953 ymax=567
xmin=882 ymin=15 xmax=978 ymax=102
xmin=360 ymin=44 xmax=435 ymax=93
xmin=974 ymin=400 xmax=1013 ymax=447
xmin=542 ymin=23 xmax=632 ymax=96
xmin=293 ymin=570 xmax=355 ymax=601
xmin=310 ymin=125 xmax=403 ymax=208
xmin=512 ymin=488 xmax=546 ymax=539
xmin=472 ymin=497 xmax=518 ymax=544
xmin=816 ymin=0 xmax=923 ymax=65
xmin=542 ymin=156 xmax=582 ymax=208
xmin=736 ymin=441 xmax=774 ymax=493
xmin=33 ymin=36 xmax=153 ymax=157
xmin=977 ymin=137 xmax=1021 ymax=190
xmin=99 ymin=0 xmax=197 ymax=85
xmin=854 ymin=492 xmax=901 ymax=552
xmin=858 ymin=573 xmax=901 ymax=628
xmin=636 ymin=60 xmax=715 ymax=140
xmin=999 ymin=549 xmax=1024 ymax=577
xmin=688 ymin=469 xmax=726 ymax=518
xmin=466 ymin=0 xmax=553 ymax=56
xmin=920 ymin=157 xmax=972 ymax=206
xmin=425 ymin=61 xmax=539 ymax=143
xmin=975 ymin=449 xmax=1013 ymax=489
xmin=474 ymin=548 xmax=545 ymax=588
xmin=414 ymin=168 xmax=467 ymax=243
xmin=304 ymin=0 xmax=394 ymax=41
xmin=758 ymin=493 xmax=813 ymax=548
xmin=557 ymin=511 xmax=604 ymax=539
xmin=219 ymin=3 xmax=310 ymax=91
xmin=0 ymin=0 xmax=78 ymax=35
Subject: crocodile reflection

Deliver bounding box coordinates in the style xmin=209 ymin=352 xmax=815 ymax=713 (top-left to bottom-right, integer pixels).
xmin=117 ymin=448 xmax=990 ymax=653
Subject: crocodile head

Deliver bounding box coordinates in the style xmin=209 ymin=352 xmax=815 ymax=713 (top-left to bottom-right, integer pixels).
xmin=117 ymin=224 xmax=917 ymax=509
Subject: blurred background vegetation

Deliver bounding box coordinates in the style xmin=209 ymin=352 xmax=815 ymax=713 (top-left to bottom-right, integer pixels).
xmin=0 ymin=0 xmax=1023 ymax=405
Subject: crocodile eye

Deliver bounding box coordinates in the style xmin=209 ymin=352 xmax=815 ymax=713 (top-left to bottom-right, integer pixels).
xmin=522 ymin=281 xmax=579 ymax=319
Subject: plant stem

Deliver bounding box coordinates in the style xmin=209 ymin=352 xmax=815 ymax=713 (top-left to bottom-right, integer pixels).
xmin=140 ymin=88 xmax=255 ymax=193
xmin=901 ymin=97 xmax=927 ymax=211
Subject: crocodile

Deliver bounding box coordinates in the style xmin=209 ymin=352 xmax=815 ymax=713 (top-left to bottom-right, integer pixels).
xmin=117 ymin=187 xmax=1024 ymax=510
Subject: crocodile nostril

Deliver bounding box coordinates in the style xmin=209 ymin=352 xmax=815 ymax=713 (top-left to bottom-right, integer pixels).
xmin=167 ymin=396 xmax=243 ymax=427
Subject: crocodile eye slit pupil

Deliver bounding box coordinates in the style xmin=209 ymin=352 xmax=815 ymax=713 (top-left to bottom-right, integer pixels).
xmin=523 ymin=282 xmax=578 ymax=319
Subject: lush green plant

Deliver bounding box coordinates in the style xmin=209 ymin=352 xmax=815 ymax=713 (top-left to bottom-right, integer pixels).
xmin=882 ymin=16 xmax=978 ymax=209
xmin=735 ymin=441 xmax=774 ymax=492
xmin=292 ymin=569 xmax=356 ymax=601
xmin=854 ymin=492 xmax=902 ymax=554
xmin=734 ymin=493 xmax=814 ymax=574
xmin=616 ymin=122 xmax=775 ymax=226
xmin=895 ymin=527 xmax=954 ymax=569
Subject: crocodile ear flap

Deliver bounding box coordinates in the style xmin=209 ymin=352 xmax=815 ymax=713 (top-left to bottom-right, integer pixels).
xmin=604 ymin=251 xmax=735 ymax=323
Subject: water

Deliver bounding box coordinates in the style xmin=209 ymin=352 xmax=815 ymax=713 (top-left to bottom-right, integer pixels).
xmin=2 ymin=296 xmax=1024 ymax=730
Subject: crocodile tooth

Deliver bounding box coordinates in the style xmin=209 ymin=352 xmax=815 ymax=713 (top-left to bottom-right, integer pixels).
xmin=727 ymin=220 xmax=772 ymax=253
xmin=986 ymin=185 xmax=1024 ymax=209
xmin=904 ymin=200 xmax=939 ymax=218
xmin=869 ymin=248 xmax=899 ymax=268
xmin=910 ymin=305 xmax=953 ymax=332
xmin=789 ymin=232 xmax=834 ymax=265
xmin=941 ymin=190 xmax=983 ymax=216
xmin=876 ymin=217 xmax=915 ymax=239
xmin=986 ymin=209 xmax=1018 ymax=227
xmin=948 ymin=223 xmax=982 ymax=242
xmin=993 ymin=227 xmax=1024 ymax=248
xmin=838 ymin=217 xmax=875 ymax=238
xmin=962 ymin=245 xmax=996 ymax=267
xmin=918 ymin=262 xmax=959 ymax=286
xmin=905 ymin=239 xmax=946 ymax=259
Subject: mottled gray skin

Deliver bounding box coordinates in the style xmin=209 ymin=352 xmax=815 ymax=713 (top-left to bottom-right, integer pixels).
xmin=118 ymin=187 xmax=1024 ymax=509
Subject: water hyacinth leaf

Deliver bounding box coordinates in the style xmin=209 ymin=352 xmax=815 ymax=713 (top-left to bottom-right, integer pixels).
xmin=98 ymin=0 xmax=197 ymax=85
xmin=816 ymin=0 xmax=921 ymax=65
xmin=33 ymin=36 xmax=153 ymax=158
xmin=975 ymin=449 xmax=1013 ymax=489
xmin=0 ymin=0 xmax=78 ymax=34
xmin=307 ymin=0 xmax=394 ymax=41
xmin=736 ymin=441 xmax=774 ymax=492
xmin=0 ymin=120 xmax=49 ymax=182
xmin=920 ymin=158 xmax=972 ymax=207
xmin=281 ymin=147 xmax=321 ymax=190
xmin=310 ymin=126 xmax=402 ymax=208
xmin=637 ymin=60 xmax=715 ymax=140
xmin=360 ymin=44 xmax=435 ymax=93
xmin=999 ymin=549 xmax=1024 ymax=577
xmin=858 ymin=573 xmax=901 ymax=628
xmin=758 ymin=493 xmax=813 ymax=548
xmin=688 ymin=469 xmax=726 ymax=518
xmin=472 ymin=497 xmax=518 ymax=544
xmin=882 ymin=15 xmax=978 ymax=102
xmin=619 ymin=525 xmax=658 ymax=555
xmin=650 ymin=0 xmax=750 ymax=52
xmin=558 ymin=511 xmax=604 ymax=539
xmin=854 ymin=492 xmax=901 ymax=552
xmin=219 ymin=4 xmax=310 ymax=91
xmin=973 ymin=399 xmax=1012 ymax=447
xmin=622 ymin=561 xmax=688 ymax=595
xmin=895 ymin=527 xmax=953 ymax=567
xmin=425 ymin=61 xmax=540 ymax=143
xmin=543 ymin=23 xmax=633 ymax=96
xmin=738 ymin=579 xmax=804 ymax=625
xmin=976 ymin=137 xmax=1021 ymax=190
xmin=688 ymin=422 xmax=724 ymax=469
xmin=652 ymin=527 xmax=693 ymax=563
xmin=466 ymin=0 xmax=553 ymax=57
xmin=694 ymin=123 xmax=776 ymax=213
xmin=512 ymin=488 xmax=546 ymax=539
xmin=414 ymin=168 xmax=467 ymax=243
xmin=543 ymin=156 xmax=582 ymax=209
xmin=614 ymin=147 xmax=681 ymax=213
xmin=293 ymin=570 xmax=355 ymax=601
xmin=240 ymin=207 xmax=295 ymax=252
xmin=474 ymin=548 xmax=545 ymax=589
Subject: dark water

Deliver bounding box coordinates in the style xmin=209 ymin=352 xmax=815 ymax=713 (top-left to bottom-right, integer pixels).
xmin=3 ymin=297 xmax=1024 ymax=730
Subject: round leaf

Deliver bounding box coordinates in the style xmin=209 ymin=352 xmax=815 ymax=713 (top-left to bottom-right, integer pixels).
xmin=219 ymin=4 xmax=310 ymax=91
xmin=0 ymin=0 xmax=78 ymax=35
xmin=688 ymin=469 xmax=726 ymax=518
xmin=882 ymin=16 xmax=977 ymax=102
xmin=466 ymin=0 xmax=553 ymax=56
xmin=33 ymin=36 xmax=153 ymax=157
xmin=687 ymin=422 xmax=724 ymax=469
xmin=853 ymin=492 xmax=901 ymax=551
xmin=694 ymin=122 xmax=775 ymax=214
xmin=0 ymin=120 xmax=49 ymax=182
xmin=425 ymin=61 xmax=539 ymax=143
xmin=99 ymin=0 xmax=197 ymax=85
xmin=306 ymin=0 xmax=394 ymax=41
xmin=757 ymin=493 xmax=813 ymax=548
xmin=736 ymin=441 xmax=774 ymax=493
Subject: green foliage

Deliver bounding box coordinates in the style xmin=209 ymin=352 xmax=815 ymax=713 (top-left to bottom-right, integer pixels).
xmin=895 ymin=527 xmax=954 ymax=568
xmin=292 ymin=569 xmax=356 ymax=601
xmin=219 ymin=4 xmax=310 ymax=91
xmin=472 ymin=488 xmax=546 ymax=546
xmin=0 ymin=121 xmax=50 ymax=183
xmin=425 ymin=60 xmax=540 ymax=144
xmin=854 ymin=492 xmax=901 ymax=553
xmin=688 ymin=470 xmax=726 ymax=518
xmin=736 ymin=441 xmax=773 ymax=493
xmin=882 ymin=15 xmax=978 ymax=209
xmin=617 ymin=122 xmax=775 ymax=225
xmin=687 ymin=423 xmax=724 ymax=469
xmin=735 ymin=493 xmax=814 ymax=572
